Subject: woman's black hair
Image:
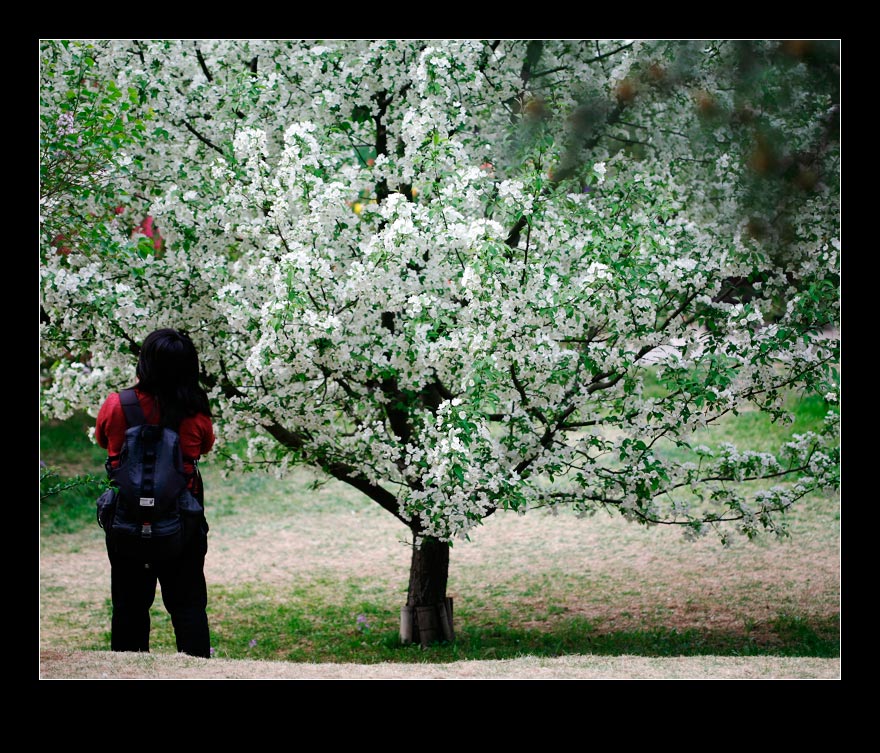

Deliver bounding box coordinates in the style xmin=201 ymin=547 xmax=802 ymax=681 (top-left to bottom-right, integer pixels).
xmin=134 ymin=328 xmax=212 ymax=427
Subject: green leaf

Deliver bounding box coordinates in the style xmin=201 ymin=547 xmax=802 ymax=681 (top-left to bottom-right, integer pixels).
xmin=351 ymin=105 xmax=371 ymax=123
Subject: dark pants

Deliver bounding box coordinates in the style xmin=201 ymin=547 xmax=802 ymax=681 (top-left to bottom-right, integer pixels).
xmin=107 ymin=523 xmax=210 ymax=658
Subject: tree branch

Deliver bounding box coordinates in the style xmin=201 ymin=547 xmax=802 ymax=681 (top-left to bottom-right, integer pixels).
xmin=583 ymin=42 xmax=635 ymax=66
xmin=195 ymin=46 xmax=213 ymax=82
xmin=510 ymin=363 xmax=548 ymax=425
xmin=372 ymin=89 xmax=391 ymax=203
xmin=182 ymin=120 xmax=224 ymax=155
xmin=262 ymin=421 xmax=409 ymax=526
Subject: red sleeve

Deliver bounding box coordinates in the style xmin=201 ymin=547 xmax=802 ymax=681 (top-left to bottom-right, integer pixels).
xmin=95 ymin=392 xmax=126 ymax=456
xmin=179 ymin=413 xmax=215 ymax=460
xmin=200 ymin=415 xmax=216 ymax=455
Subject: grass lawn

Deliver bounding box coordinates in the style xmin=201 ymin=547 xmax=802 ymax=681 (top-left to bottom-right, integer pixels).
xmin=39 ymin=393 xmax=840 ymax=677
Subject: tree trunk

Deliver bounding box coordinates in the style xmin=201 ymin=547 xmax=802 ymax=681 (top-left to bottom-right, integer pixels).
xmin=399 ymin=535 xmax=454 ymax=648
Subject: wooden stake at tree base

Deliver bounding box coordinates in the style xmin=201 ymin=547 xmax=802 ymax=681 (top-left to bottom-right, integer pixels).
xmin=399 ymin=598 xmax=455 ymax=647
xmin=416 ymin=606 xmax=439 ymax=646
xmin=439 ymin=597 xmax=454 ymax=642
xmin=399 ymin=605 xmax=413 ymax=644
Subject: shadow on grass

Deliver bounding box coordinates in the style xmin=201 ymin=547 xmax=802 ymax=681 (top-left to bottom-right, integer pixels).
xmin=444 ymin=615 xmax=839 ymax=660
xmin=204 ymin=590 xmax=839 ymax=663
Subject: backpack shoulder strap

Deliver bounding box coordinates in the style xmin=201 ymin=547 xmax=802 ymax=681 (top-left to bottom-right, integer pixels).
xmin=119 ymin=389 xmax=147 ymax=428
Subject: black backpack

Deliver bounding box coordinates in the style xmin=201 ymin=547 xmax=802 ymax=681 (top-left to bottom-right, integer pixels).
xmin=97 ymin=389 xmax=205 ymax=561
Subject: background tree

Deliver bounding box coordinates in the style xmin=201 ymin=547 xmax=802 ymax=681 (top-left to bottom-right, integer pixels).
xmin=40 ymin=43 xmax=149 ymax=265
xmin=40 ymin=40 xmax=839 ymax=645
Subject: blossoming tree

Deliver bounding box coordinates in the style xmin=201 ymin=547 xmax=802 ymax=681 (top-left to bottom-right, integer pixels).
xmin=40 ymin=40 xmax=839 ymax=645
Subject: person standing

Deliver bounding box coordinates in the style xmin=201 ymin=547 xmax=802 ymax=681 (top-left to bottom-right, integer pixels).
xmin=95 ymin=328 xmax=215 ymax=657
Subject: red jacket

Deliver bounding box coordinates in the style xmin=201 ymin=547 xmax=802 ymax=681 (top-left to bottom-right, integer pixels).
xmin=96 ymin=389 xmax=215 ymax=480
